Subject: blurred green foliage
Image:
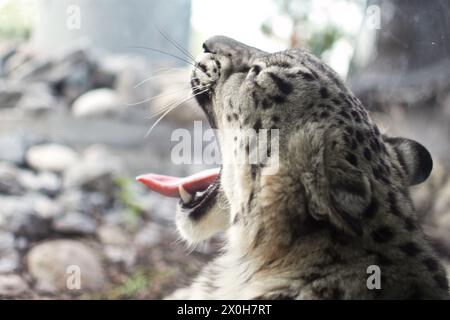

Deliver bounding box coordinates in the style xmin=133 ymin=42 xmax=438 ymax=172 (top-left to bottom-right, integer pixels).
xmin=261 ymin=0 xmax=362 ymax=57
xmin=0 ymin=1 xmax=32 ymax=40
xmin=114 ymin=176 xmax=144 ymax=229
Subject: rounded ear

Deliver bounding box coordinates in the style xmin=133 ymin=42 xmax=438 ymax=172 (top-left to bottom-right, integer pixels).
xmin=384 ymin=137 xmax=433 ymax=186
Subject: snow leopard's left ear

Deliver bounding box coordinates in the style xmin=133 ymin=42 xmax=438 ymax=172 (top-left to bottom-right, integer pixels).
xmin=384 ymin=137 xmax=433 ymax=186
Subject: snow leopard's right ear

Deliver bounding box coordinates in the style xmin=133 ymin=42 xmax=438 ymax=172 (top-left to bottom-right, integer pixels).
xmin=383 ymin=136 xmax=433 ymax=186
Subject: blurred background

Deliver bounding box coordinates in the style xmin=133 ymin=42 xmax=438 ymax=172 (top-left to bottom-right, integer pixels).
xmin=0 ymin=0 xmax=449 ymax=299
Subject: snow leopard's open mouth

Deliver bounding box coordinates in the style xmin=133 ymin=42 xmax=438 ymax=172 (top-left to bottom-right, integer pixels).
xmin=136 ymin=167 xmax=221 ymax=211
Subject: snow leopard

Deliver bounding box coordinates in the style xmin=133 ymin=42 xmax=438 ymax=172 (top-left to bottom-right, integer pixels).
xmin=137 ymin=36 xmax=449 ymax=299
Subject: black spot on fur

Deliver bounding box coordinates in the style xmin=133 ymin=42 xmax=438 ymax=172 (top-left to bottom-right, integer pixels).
xmin=399 ymin=242 xmax=421 ymax=256
xmin=319 ymin=87 xmax=329 ymax=99
xmin=350 ymin=139 xmax=358 ymax=150
xmin=250 ymin=164 xmax=258 ymax=180
xmin=364 ymin=148 xmax=372 ymax=161
xmin=355 ymin=130 xmax=364 ymax=143
xmin=232 ymin=113 xmax=239 ymax=121
xmin=345 ymin=126 xmax=354 ymax=135
xmin=332 ymin=98 xmax=341 ymax=105
xmin=423 ymin=257 xmax=439 ymax=272
xmin=226 ymin=114 xmax=231 ymax=122
xmin=388 ymin=191 xmax=402 ymax=217
xmin=339 ymin=110 xmax=351 ymax=120
xmin=305 ymin=102 xmax=314 ymax=109
xmin=404 ymin=217 xmax=417 ymax=231
xmin=253 ymin=118 xmax=262 ymax=132
xmin=370 ymin=139 xmax=380 ymax=152
xmin=374 ymin=126 xmax=380 ymax=136
xmin=372 ymin=226 xmax=395 ymax=243
xmin=262 ymin=99 xmax=270 ymax=109
xmin=320 ymin=111 xmax=330 ymax=118
xmin=271 ymin=115 xmax=280 ymax=122
xmin=345 ymin=153 xmax=358 ymax=167
xmin=271 ymin=95 xmax=286 ymax=104
xmin=268 ymin=72 xmax=293 ymax=95
xmin=363 ymin=197 xmax=378 ymax=219
xmin=252 ymin=91 xmax=259 ymax=108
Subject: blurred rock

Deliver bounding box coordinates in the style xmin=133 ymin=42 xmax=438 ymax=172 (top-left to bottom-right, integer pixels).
xmin=64 ymin=144 xmax=121 ymax=194
xmin=136 ymin=191 xmax=176 ymax=224
xmin=0 ymin=83 xmax=23 ymax=109
xmin=0 ymin=231 xmax=20 ymax=273
xmin=18 ymin=170 xmax=61 ymax=197
xmin=0 ymin=162 xmax=25 ymax=196
xmin=103 ymin=245 xmax=136 ymax=269
xmin=27 ymin=240 xmax=105 ymax=293
xmin=26 ymin=143 xmax=79 ymax=172
xmin=57 ymin=189 xmax=110 ymax=215
xmin=10 ymin=44 xmax=94 ymax=101
xmin=53 ymin=212 xmax=97 ymax=235
xmin=134 ymin=223 xmax=162 ymax=249
xmin=15 ymin=82 xmax=57 ymax=113
xmin=27 ymin=193 xmax=62 ymax=220
xmin=72 ymin=88 xmax=122 ymax=118
xmin=0 ymin=137 xmax=25 ymax=165
xmin=0 ymin=195 xmax=50 ymax=239
xmin=0 ymin=274 xmax=29 ymax=297
xmin=97 ymin=225 xmax=129 ymax=246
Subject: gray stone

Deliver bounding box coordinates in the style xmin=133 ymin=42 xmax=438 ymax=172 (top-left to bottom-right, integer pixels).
xmin=134 ymin=223 xmax=162 ymax=249
xmin=97 ymin=225 xmax=130 ymax=246
xmin=64 ymin=144 xmax=121 ymax=193
xmin=136 ymin=191 xmax=177 ymax=224
xmin=27 ymin=240 xmax=105 ymax=293
xmin=0 ymin=83 xmax=23 ymax=108
xmin=0 ymin=274 xmax=29 ymax=297
xmin=57 ymin=189 xmax=109 ymax=215
xmin=0 ymin=135 xmax=27 ymax=165
xmin=26 ymin=143 xmax=79 ymax=172
xmin=103 ymin=245 xmax=136 ymax=268
xmin=53 ymin=212 xmax=97 ymax=235
xmin=26 ymin=193 xmax=63 ymax=220
xmin=72 ymin=88 xmax=122 ymax=118
xmin=0 ymin=162 xmax=25 ymax=196
xmin=15 ymin=82 xmax=57 ymax=113
xmin=0 ymin=195 xmax=51 ymax=239
xmin=0 ymin=231 xmax=20 ymax=273
xmin=18 ymin=170 xmax=61 ymax=197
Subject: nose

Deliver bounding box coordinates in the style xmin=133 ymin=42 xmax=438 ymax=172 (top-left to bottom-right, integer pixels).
xmin=202 ymin=35 xmax=266 ymax=67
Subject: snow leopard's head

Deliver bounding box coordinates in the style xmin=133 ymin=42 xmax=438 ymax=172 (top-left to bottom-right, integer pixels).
xmin=138 ymin=36 xmax=433 ymax=245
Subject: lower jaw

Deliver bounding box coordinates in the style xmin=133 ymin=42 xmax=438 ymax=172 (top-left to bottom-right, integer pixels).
xmin=179 ymin=171 xmax=221 ymax=220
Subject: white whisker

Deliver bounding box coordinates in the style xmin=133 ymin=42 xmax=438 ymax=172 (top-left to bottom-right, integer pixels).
xmin=145 ymin=84 xmax=209 ymax=120
xmin=127 ymin=85 xmax=192 ymax=106
xmin=144 ymin=88 xmax=209 ymax=137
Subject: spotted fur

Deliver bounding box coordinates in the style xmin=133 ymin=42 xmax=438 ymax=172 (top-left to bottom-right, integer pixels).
xmin=169 ymin=36 xmax=449 ymax=299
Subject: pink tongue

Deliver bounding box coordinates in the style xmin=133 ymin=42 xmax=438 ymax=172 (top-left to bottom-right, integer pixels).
xmin=136 ymin=167 xmax=220 ymax=198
